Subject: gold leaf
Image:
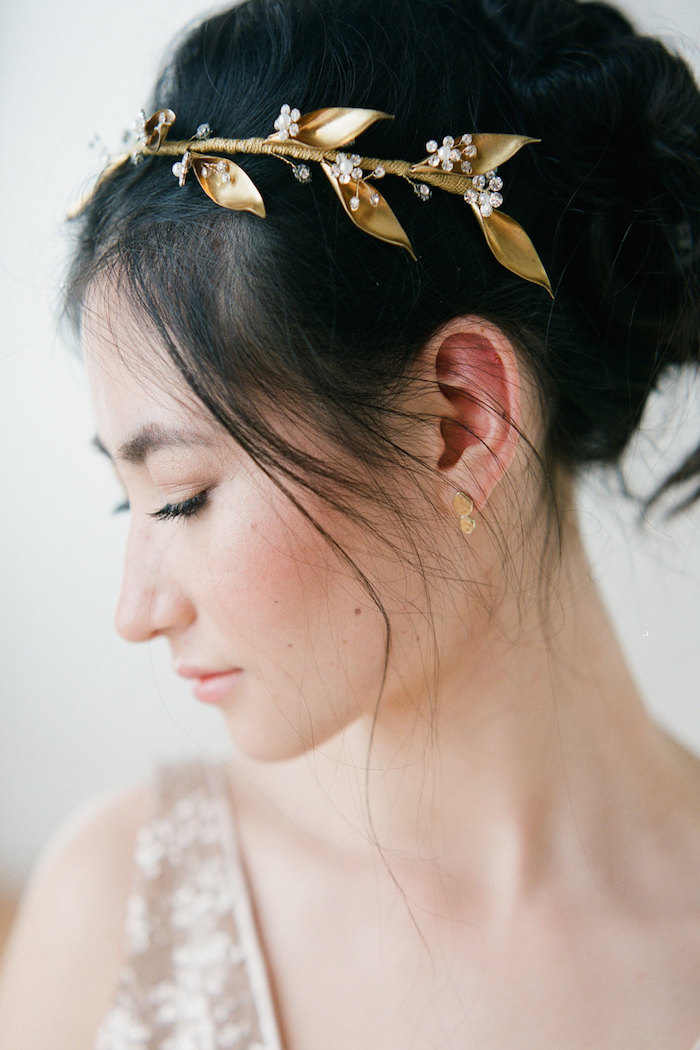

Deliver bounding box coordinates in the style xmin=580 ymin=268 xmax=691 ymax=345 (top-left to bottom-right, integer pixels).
xmin=143 ymin=109 xmax=176 ymax=151
xmin=290 ymin=108 xmax=393 ymax=149
xmin=469 ymin=134 xmax=540 ymax=174
xmin=453 ymin=492 xmax=474 ymax=516
xmin=321 ymin=162 xmax=416 ymax=259
xmin=470 ymin=206 xmax=553 ymax=296
xmin=192 ymin=156 xmax=266 ymax=218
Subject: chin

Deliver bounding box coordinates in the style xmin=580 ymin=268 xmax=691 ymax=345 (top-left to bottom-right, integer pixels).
xmin=222 ymin=707 xmax=338 ymax=764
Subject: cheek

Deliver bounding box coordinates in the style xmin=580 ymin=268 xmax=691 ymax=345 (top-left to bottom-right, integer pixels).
xmin=197 ymin=489 xmax=388 ymax=700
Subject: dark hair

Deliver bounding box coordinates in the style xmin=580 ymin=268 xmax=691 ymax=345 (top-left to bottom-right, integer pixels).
xmin=65 ymin=0 xmax=700 ymax=526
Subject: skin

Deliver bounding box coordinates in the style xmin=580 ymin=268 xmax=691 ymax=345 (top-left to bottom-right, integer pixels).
xmin=0 ymin=295 xmax=698 ymax=1049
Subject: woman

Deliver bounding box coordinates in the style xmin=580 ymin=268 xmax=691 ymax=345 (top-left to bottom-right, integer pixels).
xmin=0 ymin=0 xmax=699 ymax=1046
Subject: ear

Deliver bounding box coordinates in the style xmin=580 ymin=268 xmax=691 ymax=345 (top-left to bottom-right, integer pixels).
xmin=417 ymin=316 xmax=522 ymax=508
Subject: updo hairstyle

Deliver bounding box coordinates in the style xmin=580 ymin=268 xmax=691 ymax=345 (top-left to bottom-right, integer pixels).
xmin=65 ymin=0 xmax=700 ymax=529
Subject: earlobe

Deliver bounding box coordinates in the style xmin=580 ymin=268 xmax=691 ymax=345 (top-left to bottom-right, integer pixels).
xmin=430 ymin=317 xmax=522 ymax=506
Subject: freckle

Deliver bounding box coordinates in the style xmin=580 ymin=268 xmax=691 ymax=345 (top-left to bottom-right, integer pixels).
xmin=287 ymin=643 xmax=293 ymax=648
xmin=354 ymin=607 xmax=362 ymax=615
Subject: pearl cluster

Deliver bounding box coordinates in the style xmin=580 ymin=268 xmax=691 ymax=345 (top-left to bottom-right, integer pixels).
xmin=464 ymin=171 xmax=504 ymax=218
xmin=274 ymin=104 xmax=301 ymax=139
xmin=330 ymin=152 xmax=363 ymax=184
xmin=425 ymin=133 xmax=478 ymax=174
xmin=329 ymin=153 xmax=387 ymax=211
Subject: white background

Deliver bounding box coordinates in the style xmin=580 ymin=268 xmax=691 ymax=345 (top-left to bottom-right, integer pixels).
xmin=1 ymin=0 xmax=699 ymax=889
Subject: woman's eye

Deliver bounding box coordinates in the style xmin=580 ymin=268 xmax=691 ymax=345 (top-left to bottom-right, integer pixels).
xmin=110 ymin=490 xmax=209 ymax=520
xmin=149 ymin=490 xmax=209 ymax=522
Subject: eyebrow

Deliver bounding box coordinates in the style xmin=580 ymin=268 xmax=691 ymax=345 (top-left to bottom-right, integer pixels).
xmin=92 ymin=423 xmax=217 ymax=464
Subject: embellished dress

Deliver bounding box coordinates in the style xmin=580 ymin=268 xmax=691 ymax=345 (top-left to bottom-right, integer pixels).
xmin=93 ymin=761 xmax=282 ymax=1050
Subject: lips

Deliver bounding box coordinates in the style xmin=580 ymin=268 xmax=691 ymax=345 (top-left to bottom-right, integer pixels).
xmin=176 ymin=666 xmax=243 ymax=705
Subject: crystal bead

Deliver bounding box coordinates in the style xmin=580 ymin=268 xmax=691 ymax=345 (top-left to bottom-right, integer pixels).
xmin=480 ymin=200 xmax=493 ymax=217
xmin=291 ymin=108 xmax=301 ymax=121
xmin=450 ymin=148 xmax=462 ymax=162
xmin=426 ymin=140 xmax=438 ymax=153
xmin=464 ymin=143 xmax=477 ymax=158
xmin=373 ymin=165 xmax=385 ymax=178
xmin=443 ymin=159 xmax=454 ymax=171
xmin=221 ymin=172 xmax=231 ymax=183
xmin=350 ymin=196 xmax=360 ymax=211
xmin=199 ymin=165 xmax=209 ymax=179
xmin=428 ymin=155 xmax=440 ymax=167
xmin=464 ymin=188 xmax=478 ymax=203
xmin=479 ymin=192 xmax=490 ymax=205
xmin=281 ymin=103 xmax=291 ymax=115
xmin=419 ymin=184 xmax=431 ymax=198
xmin=460 ymin=133 xmax=473 ymax=145
xmin=289 ymin=122 xmax=299 ymax=136
xmin=461 ymin=160 xmax=473 ymax=174
xmin=216 ymin=160 xmax=227 ymax=173
xmin=352 ymin=167 xmax=363 ymax=180
xmin=171 ymin=161 xmax=184 ymax=178
xmin=443 ymin=135 xmax=455 ymax=148
xmin=490 ymin=191 xmax=503 ymax=208
xmin=473 ymin=174 xmax=486 ymax=189
xmin=351 ymin=154 xmax=362 ymax=167
xmin=339 ymin=174 xmax=351 ymax=184
xmin=331 ymin=164 xmax=341 ymax=178
xmin=195 ymin=123 xmax=211 ymax=139
xmin=489 ymin=175 xmax=503 ymax=191
xmin=294 ymin=164 xmax=311 ymax=182
xmin=369 ymin=192 xmax=380 ymax=206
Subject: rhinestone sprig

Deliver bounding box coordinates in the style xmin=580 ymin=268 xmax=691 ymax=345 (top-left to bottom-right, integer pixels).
xmin=423 ymin=132 xmax=505 ymax=217
xmin=275 ymin=106 xmax=388 ymax=208
xmin=329 ymin=151 xmax=384 ymax=210
xmin=425 ymin=133 xmax=478 ymax=174
xmin=465 ymin=171 xmax=504 ymax=218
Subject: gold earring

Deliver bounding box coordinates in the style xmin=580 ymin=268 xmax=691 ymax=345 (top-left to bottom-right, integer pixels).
xmin=453 ymin=492 xmax=476 ymax=535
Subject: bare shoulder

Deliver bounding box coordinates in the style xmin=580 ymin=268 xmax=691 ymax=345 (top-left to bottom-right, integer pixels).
xmin=0 ymin=779 xmax=150 ymax=1050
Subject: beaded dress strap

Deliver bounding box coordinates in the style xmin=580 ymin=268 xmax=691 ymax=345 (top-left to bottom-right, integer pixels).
xmin=93 ymin=759 xmax=281 ymax=1050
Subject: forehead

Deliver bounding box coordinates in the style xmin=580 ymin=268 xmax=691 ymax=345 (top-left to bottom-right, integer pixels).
xmin=82 ymin=283 xmax=216 ymax=451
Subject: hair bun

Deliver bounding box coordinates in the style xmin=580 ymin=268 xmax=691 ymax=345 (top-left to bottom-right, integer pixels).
xmin=475 ymin=0 xmax=700 ymax=494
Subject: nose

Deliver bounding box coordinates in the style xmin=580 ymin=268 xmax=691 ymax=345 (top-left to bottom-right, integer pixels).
xmin=114 ymin=523 xmax=195 ymax=643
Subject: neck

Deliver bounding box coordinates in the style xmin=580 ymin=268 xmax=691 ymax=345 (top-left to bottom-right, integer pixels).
xmin=232 ymin=518 xmax=675 ymax=916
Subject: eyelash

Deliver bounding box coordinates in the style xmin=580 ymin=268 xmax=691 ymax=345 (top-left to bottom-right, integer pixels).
xmin=113 ymin=491 xmax=209 ymax=521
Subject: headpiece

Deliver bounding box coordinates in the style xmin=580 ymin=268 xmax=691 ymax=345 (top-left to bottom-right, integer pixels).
xmin=78 ymin=105 xmax=553 ymax=296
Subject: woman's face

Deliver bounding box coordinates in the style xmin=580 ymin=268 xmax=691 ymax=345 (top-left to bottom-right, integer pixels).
xmin=84 ymin=299 xmax=446 ymax=761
